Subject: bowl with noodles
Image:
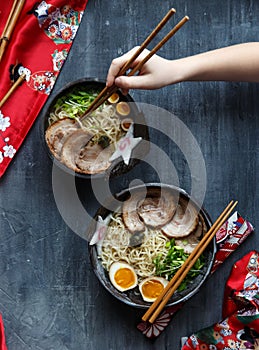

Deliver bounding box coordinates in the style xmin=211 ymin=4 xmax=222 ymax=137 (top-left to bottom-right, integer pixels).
xmin=42 ymin=78 xmax=149 ymax=178
xmin=88 ymin=183 xmax=216 ymax=309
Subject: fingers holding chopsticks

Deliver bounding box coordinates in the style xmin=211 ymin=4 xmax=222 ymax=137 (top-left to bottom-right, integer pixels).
xmin=85 ymin=11 xmax=188 ymax=117
xmin=106 ymin=47 xmax=143 ymax=93
xmin=106 ymin=47 xmax=178 ymax=94
xmin=106 ymin=15 xmax=189 ymax=95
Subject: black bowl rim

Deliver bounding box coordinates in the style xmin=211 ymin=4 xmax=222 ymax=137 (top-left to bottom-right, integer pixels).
xmin=40 ymin=77 xmax=149 ymax=179
xmin=88 ymin=182 xmax=217 ymax=309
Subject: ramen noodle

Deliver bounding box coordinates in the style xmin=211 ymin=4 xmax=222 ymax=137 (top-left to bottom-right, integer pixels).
xmin=48 ymin=88 xmax=125 ymax=144
xmin=101 ymin=213 xmax=169 ymax=280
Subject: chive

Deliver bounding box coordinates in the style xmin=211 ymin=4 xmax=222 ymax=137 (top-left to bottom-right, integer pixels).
xmin=154 ymin=239 xmax=205 ymax=292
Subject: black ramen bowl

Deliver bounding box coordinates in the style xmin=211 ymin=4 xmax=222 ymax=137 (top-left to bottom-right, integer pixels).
xmin=88 ymin=183 xmax=216 ymax=309
xmin=41 ymin=78 xmax=149 ymax=179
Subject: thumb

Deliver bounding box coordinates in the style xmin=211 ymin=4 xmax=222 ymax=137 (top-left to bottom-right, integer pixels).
xmin=115 ymin=74 xmax=152 ymax=90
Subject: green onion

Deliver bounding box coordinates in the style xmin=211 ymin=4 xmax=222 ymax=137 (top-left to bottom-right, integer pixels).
xmin=52 ymin=87 xmax=101 ymax=118
xmin=153 ymin=239 xmax=205 ymax=292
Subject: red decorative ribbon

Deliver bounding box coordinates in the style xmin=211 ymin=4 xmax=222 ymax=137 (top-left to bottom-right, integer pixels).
xmin=0 ymin=0 xmax=89 ymax=177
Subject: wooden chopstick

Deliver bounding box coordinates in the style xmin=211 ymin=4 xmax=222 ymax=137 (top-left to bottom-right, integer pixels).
xmin=1 ymin=0 xmax=19 ymax=40
xmin=116 ymin=8 xmax=176 ymax=78
xmin=83 ymin=15 xmax=189 ymax=118
xmin=82 ymin=8 xmax=176 ymax=118
xmin=128 ymin=16 xmax=189 ymax=77
xmin=0 ymin=73 xmax=26 ymax=108
xmin=0 ymin=0 xmax=25 ymax=62
xmin=81 ymin=9 xmax=186 ymax=120
xmin=142 ymin=200 xmax=238 ymax=324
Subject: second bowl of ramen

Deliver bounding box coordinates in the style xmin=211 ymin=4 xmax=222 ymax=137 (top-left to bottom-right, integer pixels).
xmin=42 ymin=78 xmax=149 ymax=178
xmin=88 ymin=183 xmax=216 ymax=308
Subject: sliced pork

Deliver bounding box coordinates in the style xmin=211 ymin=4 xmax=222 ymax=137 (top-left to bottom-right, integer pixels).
xmin=75 ymin=143 xmax=112 ymax=174
xmin=122 ymin=191 xmax=146 ymax=233
xmin=122 ymin=188 xmax=177 ymax=233
xmin=137 ymin=188 xmax=177 ymax=228
xmin=175 ymin=216 xmax=205 ymax=254
xmin=60 ymin=129 xmax=93 ymax=173
xmin=45 ymin=118 xmax=79 ymax=160
xmin=162 ymin=197 xmax=199 ymax=238
xmin=195 ymin=214 xmax=207 ymax=238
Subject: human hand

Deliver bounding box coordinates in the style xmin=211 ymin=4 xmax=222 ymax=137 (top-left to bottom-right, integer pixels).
xmin=106 ymin=43 xmax=259 ymax=95
xmin=106 ymin=46 xmax=177 ymax=94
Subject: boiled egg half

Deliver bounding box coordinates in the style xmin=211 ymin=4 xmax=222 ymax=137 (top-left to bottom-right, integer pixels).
xmin=109 ymin=262 xmax=138 ymax=292
xmin=108 ymin=92 xmax=120 ymax=104
xmin=116 ymin=101 xmax=130 ymax=116
xmin=139 ymin=276 xmax=168 ymax=302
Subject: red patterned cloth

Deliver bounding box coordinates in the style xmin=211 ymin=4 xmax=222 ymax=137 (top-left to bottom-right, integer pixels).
xmin=0 ymin=314 xmax=7 ymax=350
xmin=0 ymin=0 xmax=89 ymax=177
xmin=211 ymin=212 xmax=253 ymax=274
xmin=182 ymin=251 xmax=259 ymax=349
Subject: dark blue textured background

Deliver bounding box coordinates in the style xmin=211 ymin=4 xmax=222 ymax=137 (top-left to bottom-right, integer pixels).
xmin=0 ymin=1 xmax=258 ymax=349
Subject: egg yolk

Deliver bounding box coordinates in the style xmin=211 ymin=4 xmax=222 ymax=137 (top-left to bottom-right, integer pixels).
xmin=114 ymin=268 xmax=136 ymax=289
xmin=108 ymin=93 xmax=119 ymax=104
xmin=116 ymin=102 xmax=130 ymax=116
xmin=142 ymin=279 xmax=164 ymax=299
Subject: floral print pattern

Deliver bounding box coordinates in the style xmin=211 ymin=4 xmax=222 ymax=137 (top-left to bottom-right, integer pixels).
xmin=52 ymin=49 xmax=68 ymax=71
xmin=29 ymin=71 xmax=57 ymax=94
xmin=137 ymin=303 xmax=184 ymax=338
xmin=0 ymin=112 xmax=11 ymax=132
xmin=0 ymin=0 xmax=88 ymax=177
xmin=31 ymin=1 xmax=83 ymax=44
xmin=0 ymin=111 xmax=16 ymax=163
xmin=182 ymin=251 xmax=259 ymax=350
xmin=3 ymin=145 xmax=16 ymax=158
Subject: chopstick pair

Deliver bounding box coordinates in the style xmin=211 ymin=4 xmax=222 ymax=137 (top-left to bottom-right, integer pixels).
xmin=142 ymin=200 xmax=238 ymax=324
xmin=0 ymin=0 xmax=26 ymax=109
xmin=0 ymin=0 xmax=25 ymax=62
xmin=81 ymin=9 xmax=189 ymax=120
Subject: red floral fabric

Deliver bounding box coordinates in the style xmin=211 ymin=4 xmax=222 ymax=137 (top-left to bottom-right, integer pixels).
xmin=0 ymin=0 xmax=89 ymax=177
xmin=181 ymin=251 xmax=259 ymax=350
xmin=0 ymin=314 xmax=7 ymax=350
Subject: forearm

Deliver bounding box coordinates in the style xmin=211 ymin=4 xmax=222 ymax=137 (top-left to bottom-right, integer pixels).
xmin=173 ymin=42 xmax=259 ymax=83
xmin=106 ymin=43 xmax=259 ymax=93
